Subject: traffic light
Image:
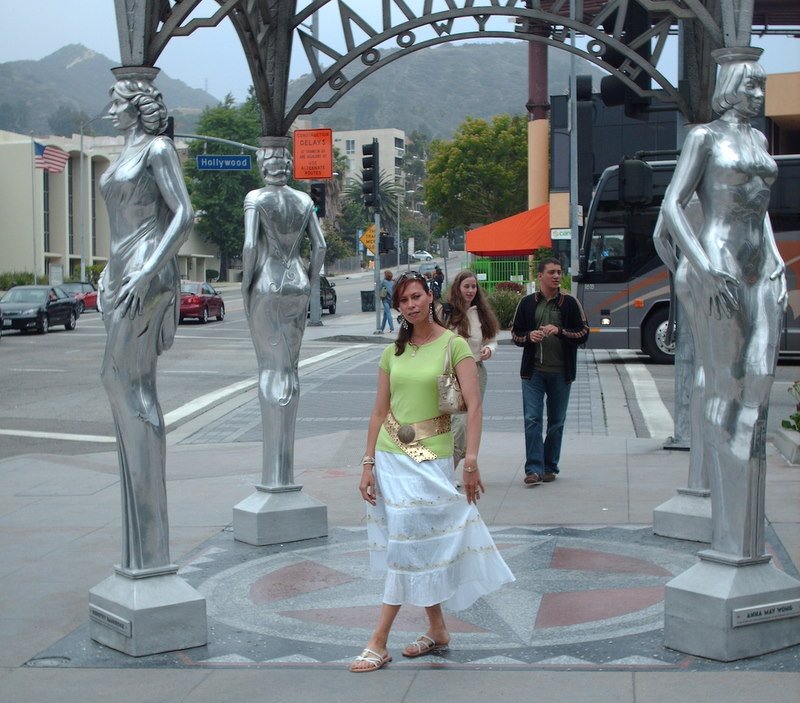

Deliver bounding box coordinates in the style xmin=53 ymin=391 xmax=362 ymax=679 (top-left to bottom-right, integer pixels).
xmin=598 ymin=4 xmax=652 ymax=120
xmin=362 ymin=139 xmax=380 ymax=208
xmin=379 ymin=232 xmax=395 ymax=254
xmin=310 ymin=182 xmax=326 ymax=218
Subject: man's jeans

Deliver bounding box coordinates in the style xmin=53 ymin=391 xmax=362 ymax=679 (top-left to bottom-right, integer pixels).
xmin=380 ymin=299 xmax=394 ymax=332
xmin=522 ymin=371 xmax=571 ymax=477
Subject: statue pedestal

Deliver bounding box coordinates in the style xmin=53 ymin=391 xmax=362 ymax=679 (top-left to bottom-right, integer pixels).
xmin=233 ymin=485 xmax=328 ymax=546
xmin=664 ymin=555 xmax=800 ymax=661
xmin=89 ymin=566 xmax=207 ymax=657
xmin=653 ymin=488 xmax=712 ymax=543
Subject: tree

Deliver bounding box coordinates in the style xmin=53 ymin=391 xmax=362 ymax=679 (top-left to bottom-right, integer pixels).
xmin=343 ymin=172 xmax=404 ymax=229
xmin=185 ymin=94 xmax=262 ymax=279
xmin=425 ymin=114 xmax=528 ymax=234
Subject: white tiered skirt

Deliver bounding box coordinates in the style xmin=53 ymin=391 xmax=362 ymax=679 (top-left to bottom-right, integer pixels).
xmin=366 ymin=451 xmax=515 ymax=611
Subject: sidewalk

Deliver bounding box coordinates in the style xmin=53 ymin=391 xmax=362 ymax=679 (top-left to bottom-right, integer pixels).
xmin=0 ymin=312 xmax=798 ymax=702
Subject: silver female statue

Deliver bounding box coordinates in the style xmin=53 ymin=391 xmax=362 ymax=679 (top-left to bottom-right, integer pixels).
xmin=242 ymin=138 xmax=326 ymax=489
xmin=99 ymin=67 xmax=194 ymax=572
xmin=660 ymin=47 xmax=787 ymax=563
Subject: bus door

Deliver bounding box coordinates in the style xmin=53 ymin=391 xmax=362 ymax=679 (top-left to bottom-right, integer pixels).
xmin=578 ymin=225 xmax=631 ymax=350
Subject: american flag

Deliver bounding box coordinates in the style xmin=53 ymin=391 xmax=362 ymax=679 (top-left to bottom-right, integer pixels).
xmin=34 ymin=142 xmax=70 ymax=173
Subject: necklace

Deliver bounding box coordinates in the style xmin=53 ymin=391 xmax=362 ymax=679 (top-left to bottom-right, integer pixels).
xmin=408 ymin=329 xmax=436 ymax=357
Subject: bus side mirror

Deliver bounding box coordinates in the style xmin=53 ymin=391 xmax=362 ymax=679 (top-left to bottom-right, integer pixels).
xmin=619 ymin=158 xmax=653 ymax=205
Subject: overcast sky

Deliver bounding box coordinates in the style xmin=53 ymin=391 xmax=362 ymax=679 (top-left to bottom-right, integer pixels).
xmin=3 ymin=0 xmax=798 ymax=102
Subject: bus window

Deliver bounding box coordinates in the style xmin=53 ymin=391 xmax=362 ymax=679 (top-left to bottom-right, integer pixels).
xmin=587 ymin=226 xmax=625 ymax=274
xmin=627 ymin=202 xmax=663 ymax=277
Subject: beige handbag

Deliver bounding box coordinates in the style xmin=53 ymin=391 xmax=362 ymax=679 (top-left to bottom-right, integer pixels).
xmin=437 ymin=335 xmax=467 ymax=414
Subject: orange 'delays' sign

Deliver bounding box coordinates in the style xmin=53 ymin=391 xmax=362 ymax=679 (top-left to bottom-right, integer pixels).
xmin=293 ymin=128 xmax=333 ymax=180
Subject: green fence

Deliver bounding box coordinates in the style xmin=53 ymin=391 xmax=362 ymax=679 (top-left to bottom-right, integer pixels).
xmin=469 ymin=257 xmax=532 ymax=292
xmin=467 ymin=255 xmax=571 ymax=293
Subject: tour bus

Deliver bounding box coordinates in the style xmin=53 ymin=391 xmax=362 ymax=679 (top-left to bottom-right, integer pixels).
xmin=574 ymin=154 xmax=800 ymax=362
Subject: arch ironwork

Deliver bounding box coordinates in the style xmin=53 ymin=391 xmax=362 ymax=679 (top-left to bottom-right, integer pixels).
xmin=113 ymin=1 xmax=790 ymax=135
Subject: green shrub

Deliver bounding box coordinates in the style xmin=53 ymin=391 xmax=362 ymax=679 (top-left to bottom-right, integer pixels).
xmin=488 ymin=288 xmax=522 ymax=329
xmin=0 ymin=271 xmax=35 ymax=290
xmin=85 ymin=264 xmax=105 ymax=286
xmin=495 ymin=281 xmax=525 ymax=295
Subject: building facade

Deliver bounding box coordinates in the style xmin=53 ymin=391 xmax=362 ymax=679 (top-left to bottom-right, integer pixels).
xmin=0 ymin=130 xmax=219 ymax=284
xmin=332 ymin=127 xmax=406 ymax=187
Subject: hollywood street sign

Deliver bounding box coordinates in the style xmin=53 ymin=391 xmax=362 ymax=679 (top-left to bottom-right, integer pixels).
xmin=196 ymin=154 xmax=253 ymax=171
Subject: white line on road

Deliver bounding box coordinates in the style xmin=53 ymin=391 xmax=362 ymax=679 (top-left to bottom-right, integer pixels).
xmin=0 ymin=429 xmax=116 ymax=443
xmin=0 ymin=346 xmax=369 ymax=444
xmin=622 ymin=363 xmax=674 ymax=438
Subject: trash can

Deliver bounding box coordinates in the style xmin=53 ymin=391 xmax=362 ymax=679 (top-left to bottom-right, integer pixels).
xmin=360 ymin=290 xmax=375 ymax=312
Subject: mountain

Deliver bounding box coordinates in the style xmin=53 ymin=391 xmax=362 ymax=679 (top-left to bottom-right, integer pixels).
xmin=0 ymin=44 xmax=220 ymax=136
xmin=288 ymin=42 xmax=606 ymax=139
xmin=0 ymin=42 xmax=605 ymax=140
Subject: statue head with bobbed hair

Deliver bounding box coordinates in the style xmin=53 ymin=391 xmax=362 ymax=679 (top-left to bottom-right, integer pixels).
xmin=109 ymin=70 xmax=169 ymax=136
xmin=711 ymin=46 xmax=766 ymax=116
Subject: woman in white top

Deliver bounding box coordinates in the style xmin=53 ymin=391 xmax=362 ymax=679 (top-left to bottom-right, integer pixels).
xmin=444 ymin=270 xmax=499 ymax=467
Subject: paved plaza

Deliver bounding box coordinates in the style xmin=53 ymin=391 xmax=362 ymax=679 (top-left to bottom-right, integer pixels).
xmin=0 ymin=310 xmax=798 ymax=702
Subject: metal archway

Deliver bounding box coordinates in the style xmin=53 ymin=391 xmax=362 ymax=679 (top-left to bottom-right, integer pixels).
xmin=113 ymin=0 xmax=795 ymax=135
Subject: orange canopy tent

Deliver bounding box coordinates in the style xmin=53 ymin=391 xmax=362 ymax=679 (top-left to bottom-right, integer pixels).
xmin=465 ymin=203 xmax=551 ymax=256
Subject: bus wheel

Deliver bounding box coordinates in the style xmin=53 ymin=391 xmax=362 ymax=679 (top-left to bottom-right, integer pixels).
xmin=642 ymin=308 xmax=675 ymax=364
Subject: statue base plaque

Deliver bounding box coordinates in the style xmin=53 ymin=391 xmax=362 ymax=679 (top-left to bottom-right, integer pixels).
xmin=89 ymin=566 xmax=207 ymax=657
xmin=233 ymin=485 xmax=328 ymax=546
xmin=653 ymin=488 xmax=712 ymax=543
xmin=664 ymin=556 xmax=800 ymax=661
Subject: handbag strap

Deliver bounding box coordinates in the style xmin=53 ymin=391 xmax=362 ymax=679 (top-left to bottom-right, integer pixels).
xmin=442 ymin=333 xmax=457 ymax=375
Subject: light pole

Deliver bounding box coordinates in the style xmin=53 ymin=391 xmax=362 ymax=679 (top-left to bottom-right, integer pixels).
xmin=78 ymin=110 xmax=111 ymax=281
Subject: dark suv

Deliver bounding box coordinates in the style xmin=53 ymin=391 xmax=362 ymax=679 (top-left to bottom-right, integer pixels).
xmin=319 ymin=276 xmax=337 ymax=314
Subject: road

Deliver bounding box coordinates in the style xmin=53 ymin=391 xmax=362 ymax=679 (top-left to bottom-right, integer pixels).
xmin=1 ymin=265 xmax=798 ymax=461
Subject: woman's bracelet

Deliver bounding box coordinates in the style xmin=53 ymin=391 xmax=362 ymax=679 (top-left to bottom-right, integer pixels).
xmin=362 ymin=456 xmax=376 ymax=467
xmin=464 ymin=465 xmax=477 ymax=473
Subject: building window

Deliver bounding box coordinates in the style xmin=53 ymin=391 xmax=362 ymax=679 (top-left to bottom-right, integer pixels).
xmin=345 ymin=139 xmax=355 ymax=155
xmin=91 ymin=162 xmax=97 ymax=254
xmin=68 ymin=161 xmax=74 ymax=254
xmin=394 ymin=137 xmax=404 ymax=151
xmin=43 ymin=172 xmax=51 ymax=253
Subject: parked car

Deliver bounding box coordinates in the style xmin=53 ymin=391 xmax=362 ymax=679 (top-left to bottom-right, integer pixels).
xmin=309 ymin=275 xmax=337 ymax=315
xmin=320 ymin=275 xmax=337 ymax=314
xmin=0 ymin=285 xmax=79 ymax=334
xmin=179 ymin=281 xmax=225 ymax=323
xmin=411 ymin=250 xmax=433 ymax=261
xmin=58 ymin=281 xmax=98 ymax=313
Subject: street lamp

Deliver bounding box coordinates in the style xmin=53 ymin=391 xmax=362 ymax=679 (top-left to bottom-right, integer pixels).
xmin=78 ymin=109 xmax=111 ymax=282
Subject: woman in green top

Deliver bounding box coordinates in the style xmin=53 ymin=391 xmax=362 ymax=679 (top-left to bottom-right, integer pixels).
xmin=350 ymin=272 xmax=514 ymax=673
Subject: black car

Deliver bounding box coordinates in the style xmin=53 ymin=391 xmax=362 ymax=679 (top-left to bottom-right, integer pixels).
xmin=0 ymin=285 xmax=79 ymax=334
xmin=308 ymin=275 xmax=337 ymax=316
xmin=320 ymin=275 xmax=337 ymax=314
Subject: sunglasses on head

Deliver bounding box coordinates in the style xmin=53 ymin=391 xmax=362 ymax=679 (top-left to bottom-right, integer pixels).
xmin=397 ymin=271 xmax=425 ymax=282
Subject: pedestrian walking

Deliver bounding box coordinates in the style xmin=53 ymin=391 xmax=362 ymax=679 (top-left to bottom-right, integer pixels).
xmin=511 ymin=258 xmax=589 ymax=486
xmin=350 ymin=271 xmax=514 ymax=673
xmin=443 ymin=270 xmax=499 ymax=468
xmin=377 ymin=269 xmax=394 ymax=333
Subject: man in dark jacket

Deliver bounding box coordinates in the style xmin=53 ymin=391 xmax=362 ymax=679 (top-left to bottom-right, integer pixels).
xmin=511 ymin=258 xmax=589 ymax=486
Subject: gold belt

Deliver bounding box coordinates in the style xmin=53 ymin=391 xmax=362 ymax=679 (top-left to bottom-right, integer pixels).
xmin=383 ymin=411 xmax=451 ymax=463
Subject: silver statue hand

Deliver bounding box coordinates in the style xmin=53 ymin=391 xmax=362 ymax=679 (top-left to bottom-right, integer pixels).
xmin=770 ymin=262 xmax=787 ymax=301
xmin=704 ymin=268 xmax=739 ymax=319
xmin=115 ymin=269 xmax=153 ymax=319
